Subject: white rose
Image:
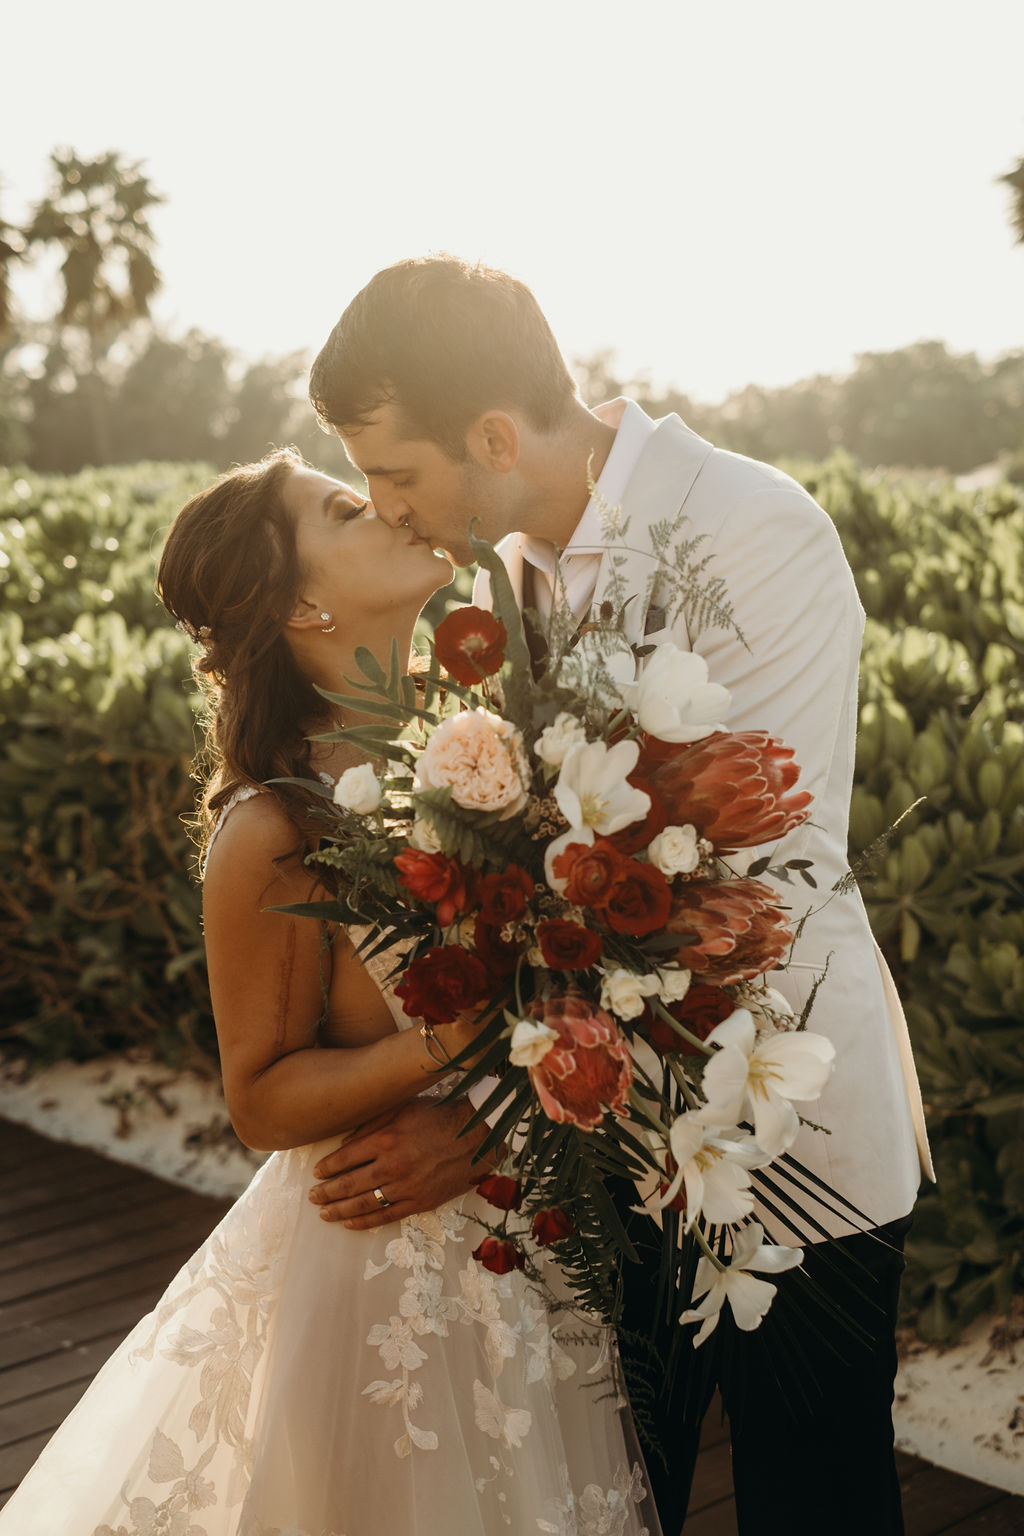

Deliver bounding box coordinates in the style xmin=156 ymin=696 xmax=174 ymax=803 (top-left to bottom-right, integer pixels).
xmin=634 ymin=644 xmax=731 ymax=744
xmin=535 ymin=712 xmax=587 ymax=769
xmin=415 ymin=708 xmax=528 ymax=819
xmin=332 ymin=762 xmax=382 ymax=815
xmin=599 ymin=967 xmax=660 ymax=1021
xmin=408 ymin=816 xmax=443 ymax=852
xmin=655 ymin=966 xmax=692 ymax=1004
xmin=648 ymin=823 xmax=701 ymax=877
xmin=509 ymin=1018 xmax=559 ymax=1066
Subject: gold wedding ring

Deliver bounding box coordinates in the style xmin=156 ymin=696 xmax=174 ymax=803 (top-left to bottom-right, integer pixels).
xmin=372 ymin=1186 xmax=391 ymax=1209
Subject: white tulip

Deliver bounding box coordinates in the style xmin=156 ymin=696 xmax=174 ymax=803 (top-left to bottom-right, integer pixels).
xmin=635 ymin=644 xmax=731 ymax=744
xmin=332 ymin=762 xmax=382 ymax=816
xmin=659 ymin=1115 xmax=769 ymax=1232
xmin=680 ymin=1222 xmax=804 ymax=1346
xmin=553 ymin=739 xmax=650 ymax=838
xmin=700 ymin=1009 xmax=836 ymax=1158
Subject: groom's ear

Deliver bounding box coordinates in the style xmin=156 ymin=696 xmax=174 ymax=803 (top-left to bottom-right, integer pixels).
xmin=465 ymin=411 xmax=520 ymax=474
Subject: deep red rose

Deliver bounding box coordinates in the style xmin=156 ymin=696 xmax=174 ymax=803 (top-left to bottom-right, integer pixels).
xmin=478 ymin=866 xmax=534 ymax=926
xmin=473 ymin=919 xmax=522 ymax=979
xmin=395 ymin=849 xmax=476 ymax=927
xmin=553 ymin=838 xmax=625 ymax=910
xmin=604 ymin=860 xmax=673 ymax=937
xmin=476 ymin=1174 xmax=523 ymax=1212
xmin=473 ymin=1235 xmax=525 ymax=1274
xmin=535 ymin=919 xmax=603 ymax=971
xmin=651 ymin=731 xmax=812 ymax=853
xmin=531 ymin=1207 xmax=575 ymax=1245
xmin=642 ymin=982 xmax=737 ymax=1056
xmin=525 ymin=987 xmax=633 ymax=1131
xmin=395 ymin=945 xmax=490 ymax=1026
xmin=434 ymin=606 xmax=508 ymax=685
xmin=605 ymin=772 xmax=668 ymax=855
xmin=665 ymin=879 xmax=793 ymax=986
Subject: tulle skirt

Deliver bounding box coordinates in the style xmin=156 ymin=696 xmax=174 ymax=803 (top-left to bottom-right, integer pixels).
xmin=0 ymin=1138 xmax=658 ymax=1535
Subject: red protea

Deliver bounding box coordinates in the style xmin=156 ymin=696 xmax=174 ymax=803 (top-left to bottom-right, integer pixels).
xmin=665 ymin=879 xmax=793 ymax=986
xmin=650 ymin=731 xmax=812 ymax=853
xmin=525 ymin=987 xmax=633 ymax=1132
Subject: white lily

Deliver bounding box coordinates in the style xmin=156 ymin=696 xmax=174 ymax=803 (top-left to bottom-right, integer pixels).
xmin=659 ymin=1114 xmax=769 ymax=1232
xmin=700 ymin=1009 xmax=836 ymax=1158
xmin=553 ymin=739 xmax=649 ymax=837
xmin=680 ymin=1222 xmax=804 ymax=1346
xmin=630 ymin=644 xmax=731 ymax=744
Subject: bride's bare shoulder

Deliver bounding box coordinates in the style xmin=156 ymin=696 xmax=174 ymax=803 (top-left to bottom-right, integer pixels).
xmin=203 ymin=791 xmax=312 ymax=896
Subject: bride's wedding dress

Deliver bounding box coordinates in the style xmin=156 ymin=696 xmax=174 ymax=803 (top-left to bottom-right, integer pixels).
xmin=0 ymin=811 xmax=658 ymax=1536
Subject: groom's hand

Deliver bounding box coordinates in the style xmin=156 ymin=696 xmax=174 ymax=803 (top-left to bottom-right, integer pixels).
xmin=307 ymin=1096 xmax=495 ymax=1229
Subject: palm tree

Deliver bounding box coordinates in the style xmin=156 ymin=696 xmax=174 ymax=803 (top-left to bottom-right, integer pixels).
xmin=26 ymin=149 xmax=163 ymax=461
xmin=1000 ymin=155 xmax=1024 ymax=246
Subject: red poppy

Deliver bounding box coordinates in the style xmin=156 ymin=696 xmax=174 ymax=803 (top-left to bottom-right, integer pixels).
xmin=525 ymin=987 xmax=633 ymax=1132
xmin=535 ymin=919 xmax=603 ymax=971
xmin=434 ymin=606 xmax=508 ymax=685
xmin=395 ymin=849 xmax=476 ymax=927
xmin=478 ymin=866 xmax=534 ymax=926
xmin=531 ymin=1207 xmax=575 ymax=1245
xmin=643 ymin=982 xmax=737 ymax=1055
xmin=395 ymin=945 xmax=490 ymax=1026
xmin=604 ymin=860 xmax=673 ymax=937
xmin=476 ymin=1174 xmax=523 ymax=1212
xmin=473 ymin=1235 xmax=526 ymax=1274
xmin=665 ymin=879 xmax=793 ymax=986
xmin=651 ymin=731 xmax=812 ymax=853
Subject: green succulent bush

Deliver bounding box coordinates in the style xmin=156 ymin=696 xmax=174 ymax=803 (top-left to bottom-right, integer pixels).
xmin=1 ymin=455 xmax=1021 ymax=1339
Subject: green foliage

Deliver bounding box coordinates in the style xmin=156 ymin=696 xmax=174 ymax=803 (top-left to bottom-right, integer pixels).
xmin=0 ymin=462 xmax=217 ymax=1067
xmin=2 ymin=455 xmax=1022 ymax=1337
xmin=802 ymin=454 xmax=1024 ymax=1339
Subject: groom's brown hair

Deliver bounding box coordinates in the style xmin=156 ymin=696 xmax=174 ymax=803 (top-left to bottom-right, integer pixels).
xmin=310 ymin=255 xmax=578 ymax=459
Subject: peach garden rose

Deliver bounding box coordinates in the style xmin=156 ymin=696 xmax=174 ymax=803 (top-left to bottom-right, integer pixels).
xmin=415 ymin=707 xmax=529 ymax=818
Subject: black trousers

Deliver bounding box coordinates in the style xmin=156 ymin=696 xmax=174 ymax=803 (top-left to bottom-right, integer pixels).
xmin=616 ymin=1212 xmax=912 ymax=1536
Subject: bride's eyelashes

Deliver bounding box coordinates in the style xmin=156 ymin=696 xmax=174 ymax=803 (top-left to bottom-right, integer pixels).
xmin=336 ymin=500 xmax=370 ymax=521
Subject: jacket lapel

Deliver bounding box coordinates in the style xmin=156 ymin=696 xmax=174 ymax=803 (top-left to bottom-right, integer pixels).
xmin=591 ymin=413 xmax=715 ymax=651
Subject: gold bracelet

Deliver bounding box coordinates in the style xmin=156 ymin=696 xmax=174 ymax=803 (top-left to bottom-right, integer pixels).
xmin=420 ymin=1021 xmax=454 ymax=1071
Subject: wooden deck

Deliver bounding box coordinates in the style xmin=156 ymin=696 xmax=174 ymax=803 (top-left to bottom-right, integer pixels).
xmin=1 ymin=1114 xmax=1022 ymax=1533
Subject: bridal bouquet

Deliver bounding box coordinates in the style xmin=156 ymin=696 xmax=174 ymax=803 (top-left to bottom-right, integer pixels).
xmin=291 ymin=527 xmax=857 ymax=1348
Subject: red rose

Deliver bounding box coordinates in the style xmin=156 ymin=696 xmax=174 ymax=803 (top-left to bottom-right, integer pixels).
xmin=605 ymin=772 xmax=668 ymax=856
xmin=553 ymin=838 xmax=624 ymax=910
xmin=473 ymin=919 xmax=522 ymax=979
xmin=643 ymin=982 xmax=736 ymax=1055
xmin=651 ymin=731 xmax=812 ymax=853
xmin=478 ymin=866 xmax=534 ymax=926
xmin=395 ymin=849 xmax=476 ymax=927
xmin=604 ymin=860 xmax=673 ymax=937
xmin=476 ymin=1174 xmax=523 ymax=1212
xmin=531 ymin=1207 xmax=575 ymax=1245
xmin=434 ymin=606 xmax=508 ymax=685
xmin=665 ymin=879 xmax=793 ymax=986
xmin=525 ymin=987 xmax=633 ymax=1132
xmin=473 ymin=1235 xmax=525 ymax=1274
xmin=535 ymin=919 xmax=603 ymax=971
xmin=395 ymin=945 xmax=490 ymax=1026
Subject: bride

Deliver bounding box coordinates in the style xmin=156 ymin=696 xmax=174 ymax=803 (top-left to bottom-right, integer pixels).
xmin=0 ymin=450 xmax=658 ymax=1536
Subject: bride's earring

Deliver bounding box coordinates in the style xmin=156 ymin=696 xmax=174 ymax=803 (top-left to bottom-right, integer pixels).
xmin=320 ymin=612 xmax=336 ymax=634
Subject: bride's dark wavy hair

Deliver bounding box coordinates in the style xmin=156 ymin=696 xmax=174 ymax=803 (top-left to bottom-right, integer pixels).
xmin=157 ymin=448 xmax=330 ymax=856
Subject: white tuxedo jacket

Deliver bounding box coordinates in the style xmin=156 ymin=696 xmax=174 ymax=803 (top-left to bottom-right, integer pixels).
xmin=474 ymin=406 xmax=933 ymax=1240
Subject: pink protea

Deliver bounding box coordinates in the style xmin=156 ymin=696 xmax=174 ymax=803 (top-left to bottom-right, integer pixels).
xmin=666 ymin=878 xmax=794 ymax=986
xmin=525 ymin=987 xmax=633 ymax=1132
xmin=649 ymin=731 xmax=812 ymax=854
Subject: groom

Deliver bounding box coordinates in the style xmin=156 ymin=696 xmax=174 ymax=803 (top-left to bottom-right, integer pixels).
xmin=306 ymin=256 xmax=932 ymax=1534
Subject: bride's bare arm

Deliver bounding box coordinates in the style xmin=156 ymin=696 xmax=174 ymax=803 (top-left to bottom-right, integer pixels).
xmin=202 ymin=795 xmax=480 ymax=1152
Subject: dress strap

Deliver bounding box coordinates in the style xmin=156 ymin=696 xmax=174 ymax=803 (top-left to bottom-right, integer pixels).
xmin=201 ymin=785 xmax=263 ymax=874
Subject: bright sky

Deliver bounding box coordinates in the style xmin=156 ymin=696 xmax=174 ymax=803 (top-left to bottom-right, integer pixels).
xmin=4 ymin=0 xmax=1022 ymax=402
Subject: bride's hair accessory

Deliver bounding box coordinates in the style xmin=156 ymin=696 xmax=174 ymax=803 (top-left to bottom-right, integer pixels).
xmin=372 ymin=1185 xmax=391 ymax=1209
xmin=176 ymin=618 xmax=212 ymax=644
xmin=320 ymin=612 xmax=337 ymax=634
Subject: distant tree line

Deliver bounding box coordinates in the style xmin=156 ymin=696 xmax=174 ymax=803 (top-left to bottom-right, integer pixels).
xmin=1 ymin=148 xmax=1022 ymax=479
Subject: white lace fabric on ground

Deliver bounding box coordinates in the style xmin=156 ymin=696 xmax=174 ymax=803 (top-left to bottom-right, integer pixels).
xmin=0 ymin=791 xmax=659 ymax=1536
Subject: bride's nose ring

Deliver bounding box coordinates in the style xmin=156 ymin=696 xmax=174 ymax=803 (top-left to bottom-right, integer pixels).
xmin=372 ymin=1186 xmax=392 ymax=1209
